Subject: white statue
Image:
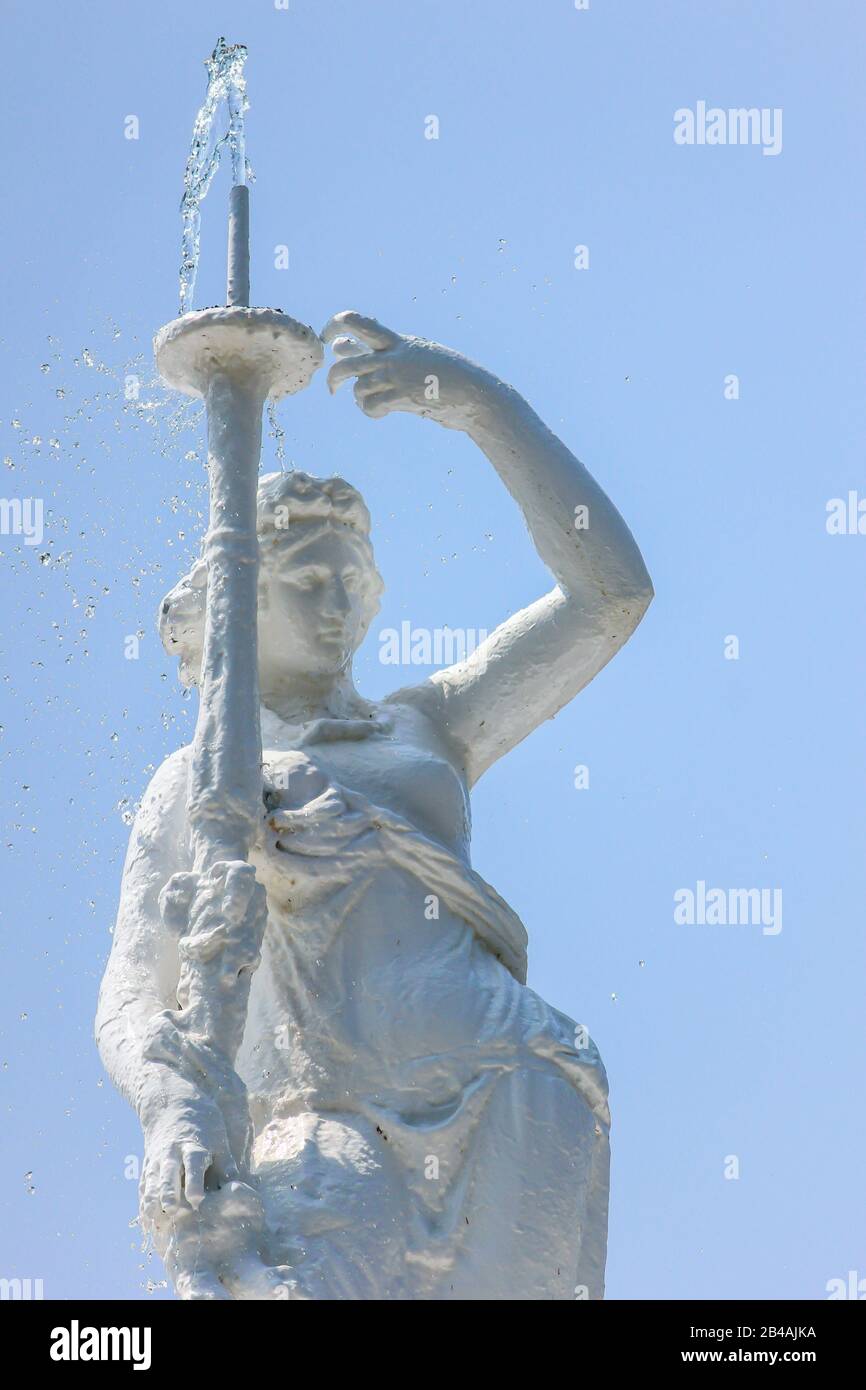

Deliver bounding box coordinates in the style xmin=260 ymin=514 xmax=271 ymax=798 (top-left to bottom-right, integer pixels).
xmin=96 ymin=311 xmax=653 ymax=1300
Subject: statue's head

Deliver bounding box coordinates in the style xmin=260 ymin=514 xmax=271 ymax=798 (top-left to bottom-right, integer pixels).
xmin=159 ymin=471 xmax=384 ymax=689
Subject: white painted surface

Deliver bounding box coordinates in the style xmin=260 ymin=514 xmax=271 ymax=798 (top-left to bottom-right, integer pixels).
xmin=97 ymin=312 xmax=652 ymax=1299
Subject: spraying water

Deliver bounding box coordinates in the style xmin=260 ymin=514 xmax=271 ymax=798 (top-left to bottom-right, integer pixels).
xmin=179 ymin=38 xmax=252 ymax=314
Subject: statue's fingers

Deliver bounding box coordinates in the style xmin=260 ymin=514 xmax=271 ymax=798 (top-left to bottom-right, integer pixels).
xmin=222 ymin=863 xmax=249 ymax=907
xmin=176 ymin=1268 xmax=233 ymax=1301
xmin=327 ymin=354 xmax=381 ymax=395
xmin=182 ymin=1146 xmax=211 ymax=1210
xmin=189 ymin=870 xmax=224 ymax=925
xmin=358 ymin=367 xmax=391 ymax=389
xmin=139 ymin=1165 xmax=159 ymax=1229
xmin=268 ymin=1267 xmax=301 ymax=1301
xmin=222 ymin=862 xmax=261 ymax=923
xmin=321 ymin=310 xmax=401 ymax=351
xmin=221 ymin=1251 xmax=295 ymax=1301
xmin=330 ymin=335 xmax=370 ymax=360
xmin=158 ymin=871 xmax=198 ymax=932
xmin=159 ymin=1157 xmax=183 ymax=1213
xmin=355 ymin=384 xmax=403 ymax=419
xmin=210 ymin=1149 xmax=241 ymax=1187
xmin=219 ymin=859 xmax=254 ymax=888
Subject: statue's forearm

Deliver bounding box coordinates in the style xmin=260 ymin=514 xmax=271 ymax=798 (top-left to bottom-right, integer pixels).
xmin=95 ymin=978 xmax=177 ymax=1122
xmin=321 ymin=309 xmax=651 ymax=615
xmin=96 ymin=748 xmax=199 ymax=1119
xmin=466 ymin=376 xmax=653 ymax=612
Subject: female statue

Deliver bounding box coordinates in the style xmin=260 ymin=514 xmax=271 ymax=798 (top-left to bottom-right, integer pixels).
xmin=96 ymin=311 xmax=653 ymax=1300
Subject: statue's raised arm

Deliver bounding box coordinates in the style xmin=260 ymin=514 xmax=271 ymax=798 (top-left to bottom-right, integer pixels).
xmin=322 ymin=311 xmax=654 ymax=786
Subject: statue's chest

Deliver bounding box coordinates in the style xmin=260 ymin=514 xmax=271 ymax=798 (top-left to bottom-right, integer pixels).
xmin=260 ymin=727 xmax=470 ymax=855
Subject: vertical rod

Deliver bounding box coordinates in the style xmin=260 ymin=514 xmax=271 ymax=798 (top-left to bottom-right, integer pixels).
xmin=188 ymin=372 xmax=263 ymax=876
xmin=227 ymin=184 xmax=250 ymax=307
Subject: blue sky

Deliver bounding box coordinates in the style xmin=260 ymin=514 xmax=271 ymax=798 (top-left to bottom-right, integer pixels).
xmin=1 ymin=0 xmax=863 ymax=1300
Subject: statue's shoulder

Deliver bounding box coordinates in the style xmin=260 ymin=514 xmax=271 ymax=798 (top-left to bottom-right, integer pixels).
xmin=140 ymin=744 xmax=193 ymax=819
xmin=154 ymin=741 xmax=193 ymax=779
xmin=119 ymin=745 xmax=194 ymax=875
xmin=382 ymin=681 xmax=439 ymax=721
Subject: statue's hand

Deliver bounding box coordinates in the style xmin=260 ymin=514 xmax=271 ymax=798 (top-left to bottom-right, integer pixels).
xmin=138 ymin=1067 xmax=239 ymax=1233
xmin=157 ymin=864 xmax=267 ymax=1075
xmin=140 ymin=1083 xmax=301 ymax=1300
xmin=322 ymin=309 xmax=496 ymax=431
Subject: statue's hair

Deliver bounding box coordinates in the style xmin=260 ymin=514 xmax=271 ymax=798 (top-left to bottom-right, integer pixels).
xmin=258 ymin=468 xmax=373 ymax=538
xmin=159 ymin=471 xmax=384 ymax=688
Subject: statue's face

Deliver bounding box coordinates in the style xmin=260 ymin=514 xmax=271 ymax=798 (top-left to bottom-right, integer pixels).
xmin=257 ymin=526 xmax=372 ymax=682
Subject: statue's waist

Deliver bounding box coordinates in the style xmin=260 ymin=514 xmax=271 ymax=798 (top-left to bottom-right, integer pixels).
xmin=244 ymin=1021 xmax=610 ymax=1140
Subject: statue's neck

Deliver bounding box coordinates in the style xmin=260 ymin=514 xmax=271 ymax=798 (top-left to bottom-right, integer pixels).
xmin=259 ymin=670 xmax=369 ymax=727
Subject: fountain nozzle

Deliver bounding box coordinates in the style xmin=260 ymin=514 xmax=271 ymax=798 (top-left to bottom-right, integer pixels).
xmin=227 ymin=185 xmax=250 ymax=308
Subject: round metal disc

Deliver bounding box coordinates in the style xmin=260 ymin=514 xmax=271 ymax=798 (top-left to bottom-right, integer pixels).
xmin=155 ymin=306 xmax=323 ymax=400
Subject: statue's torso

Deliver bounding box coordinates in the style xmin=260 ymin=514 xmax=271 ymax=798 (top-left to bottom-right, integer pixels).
xmin=257 ymin=699 xmax=471 ymax=861
xmin=225 ymin=708 xmax=608 ymax=1301
xmin=236 ymin=702 xmax=545 ymax=1113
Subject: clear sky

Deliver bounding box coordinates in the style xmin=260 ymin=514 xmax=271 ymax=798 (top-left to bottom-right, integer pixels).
xmin=1 ymin=0 xmax=863 ymax=1301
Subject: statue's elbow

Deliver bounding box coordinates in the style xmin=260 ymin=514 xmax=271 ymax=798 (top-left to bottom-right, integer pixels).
xmin=93 ymin=981 xmax=113 ymax=1060
xmin=633 ymin=577 xmax=654 ymax=621
xmin=614 ymin=578 xmax=654 ymax=641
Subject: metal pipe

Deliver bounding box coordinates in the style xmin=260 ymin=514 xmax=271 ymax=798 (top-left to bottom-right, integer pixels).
xmin=227 ymin=184 xmax=250 ymax=307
